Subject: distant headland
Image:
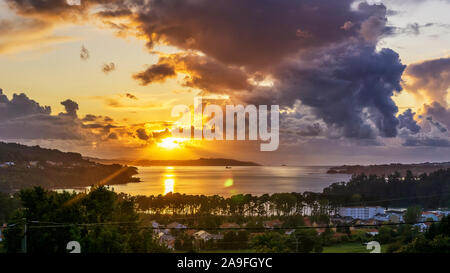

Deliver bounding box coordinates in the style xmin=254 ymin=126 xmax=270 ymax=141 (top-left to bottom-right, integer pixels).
xmin=327 ymin=162 xmax=450 ymax=176
xmin=85 ymin=157 xmax=261 ymax=167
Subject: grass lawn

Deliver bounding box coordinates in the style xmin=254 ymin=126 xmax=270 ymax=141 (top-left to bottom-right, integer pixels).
xmin=323 ymin=242 xmax=386 ymax=253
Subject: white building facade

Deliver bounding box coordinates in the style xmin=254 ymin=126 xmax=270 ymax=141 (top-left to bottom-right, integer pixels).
xmin=339 ymin=207 xmax=385 ymax=220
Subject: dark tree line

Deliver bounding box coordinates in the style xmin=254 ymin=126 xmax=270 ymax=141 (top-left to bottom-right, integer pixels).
xmin=134 ymin=191 xmax=334 ymax=218
xmin=323 ymin=168 xmax=450 ymax=208
xmin=3 ymin=186 xmax=169 ymax=253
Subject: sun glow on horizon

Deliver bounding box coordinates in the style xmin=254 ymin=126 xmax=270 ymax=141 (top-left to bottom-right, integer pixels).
xmin=157 ymin=137 xmax=186 ymax=149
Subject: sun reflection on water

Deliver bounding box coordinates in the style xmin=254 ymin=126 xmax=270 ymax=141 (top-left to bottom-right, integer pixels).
xmin=164 ymin=178 xmax=175 ymax=195
xmin=163 ymin=167 xmax=175 ymax=194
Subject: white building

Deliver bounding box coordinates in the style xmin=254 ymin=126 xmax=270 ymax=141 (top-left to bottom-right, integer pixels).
xmin=339 ymin=207 xmax=385 ymax=220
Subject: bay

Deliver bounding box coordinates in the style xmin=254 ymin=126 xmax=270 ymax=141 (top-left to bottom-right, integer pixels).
xmin=108 ymin=166 xmax=351 ymax=197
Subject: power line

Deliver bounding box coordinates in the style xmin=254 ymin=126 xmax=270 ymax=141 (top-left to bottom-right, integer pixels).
xmin=4 ymin=219 xmax=445 ymax=231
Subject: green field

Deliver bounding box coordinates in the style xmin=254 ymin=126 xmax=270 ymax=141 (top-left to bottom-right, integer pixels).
xmin=182 ymin=243 xmax=386 ymax=253
xmin=200 ymin=249 xmax=255 ymax=253
xmin=323 ymin=242 xmax=385 ymax=253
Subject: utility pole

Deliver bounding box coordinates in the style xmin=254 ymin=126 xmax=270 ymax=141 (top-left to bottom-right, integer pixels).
xmin=22 ymin=218 xmax=27 ymax=253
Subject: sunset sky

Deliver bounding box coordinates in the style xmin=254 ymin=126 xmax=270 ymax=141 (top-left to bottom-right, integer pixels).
xmin=1 ymin=0 xmax=450 ymax=165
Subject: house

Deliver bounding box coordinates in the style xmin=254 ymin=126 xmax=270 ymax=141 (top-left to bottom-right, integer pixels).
xmin=355 ymin=219 xmax=377 ymax=226
xmin=374 ymin=213 xmax=389 ymax=222
xmin=413 ymin=223 xmax=428 ymax=232
xmin=387 ymin=213 xmax=403 ymax=223
xmin=285 ymin=229 xmax=295 ymax=235
xmin=161 ymin=228 xmax=170 ymax=235
xmin=193 ymin=230 xmax=213 ymax=241
xmin=27 ymin=161 xmax=39 ymax=168
xmin=421 ymin=212 xmax=440 ymax=222
xmin=166 ymin=222 xmax=187 ymax=229
xmin=150 ymin=220 xmax=160 ymax=229
xmin=366 ymin=229 xmax=379 ymax=236
xmin=158 ymin=233 xmax=175 ymax=249
xmin=339 ymin=206 xmax=385 ymax=220
xmin=219 ymin=222 xmax=240 ymax=229
xmin=437 ymin=210 xmax=450 ymax=217
xmin=263 ymin=219 xmax=283 ymax=229
xmin=150 ymin=220 xmax=160 ymax=233
xmin=331 ymin=216 xmax=354 ymax=225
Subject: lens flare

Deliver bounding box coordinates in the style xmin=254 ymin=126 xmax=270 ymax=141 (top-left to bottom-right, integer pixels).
xmin=224 ymin=178 xmax=234 ymax=187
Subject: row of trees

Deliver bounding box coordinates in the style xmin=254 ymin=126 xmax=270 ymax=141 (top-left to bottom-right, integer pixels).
xmin=134 ymin=192 xmax=333 ymax=218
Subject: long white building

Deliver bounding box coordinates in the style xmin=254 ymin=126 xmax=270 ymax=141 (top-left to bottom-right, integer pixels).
xmin=339 ymin=207 xmax=385 ymax=220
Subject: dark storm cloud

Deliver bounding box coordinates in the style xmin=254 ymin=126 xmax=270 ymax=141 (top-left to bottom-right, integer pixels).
xmin=405 ymin=57 xmax=450 ymax=106
xmin=297 ymin=123 xmax=323 ymax=137
xmin=5 ymin=0 xmax=81 ymax=16
xmin=136 ymin=54 xmax=252 ymax=92
xmin=96 ymin=8 xmax=132 ymax=18
xmin=133 ymin=63 xmax=176 ymax=85
xmin=423 ymin=102 xmax=450 ymax=129
xmin=426 ymin=116 xmax=448 ymax=133
xmin=5 ymin=0 xmax=409 ymax=142
xmin=135 ymin=0 xmax=391 ymax=69
xmin=398 ymin=109 xmax=421 ymax=134
xmin=245 ymin=43 xmax=405 ymax=139
xmin=128 ymin=0 xmax=405 ymax=139
xmin=0 ymin=88 xmax=51 ymax=120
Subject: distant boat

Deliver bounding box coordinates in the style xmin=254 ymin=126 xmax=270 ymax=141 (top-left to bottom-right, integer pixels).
xmin=281 ymin=164 xmax=287 ymax=166
xmin=225 ymin=166 xmax=232 ymax=169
